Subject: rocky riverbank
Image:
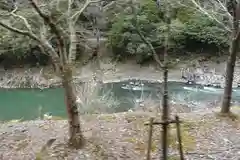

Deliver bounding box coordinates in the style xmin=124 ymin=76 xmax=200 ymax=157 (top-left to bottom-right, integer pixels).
xmin=1 ymin=58 xmax=240 ymax=88
xmin=0 ymin=61 xmax=179 ymax=88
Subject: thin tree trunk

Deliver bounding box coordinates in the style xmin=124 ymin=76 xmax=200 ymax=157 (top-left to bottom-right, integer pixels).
xmin=161 ymin=5 xmax=170 ymax=159
xmin=221 ymin=1 xmax=240 ymax=113
xmin=221 ymin=34 xmax=240 ymax=113
xmin=61 ymin=66 xmax=84 ymax=148
xmin=161 ymin=65 xmax=169 ymax=160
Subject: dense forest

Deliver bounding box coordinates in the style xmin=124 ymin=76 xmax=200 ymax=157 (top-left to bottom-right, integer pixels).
xmin=0 ymin=0 xmax=230 ymax=67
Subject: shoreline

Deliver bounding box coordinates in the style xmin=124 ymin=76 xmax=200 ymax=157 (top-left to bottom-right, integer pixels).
xmin=0 ymin=67 xmax=185 ymax=89
xmin=0 ymin=59 xmax=240 ymax=89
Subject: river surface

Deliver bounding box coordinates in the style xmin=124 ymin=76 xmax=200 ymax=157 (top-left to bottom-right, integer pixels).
xmin=1 ymin=80 xmax=240 ymax=121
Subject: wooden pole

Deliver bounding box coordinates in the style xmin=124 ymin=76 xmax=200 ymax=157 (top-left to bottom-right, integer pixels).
xmin=175 ymin=115 xmax=184 ymax=160
xmin=146 ymin=117 xmax=154 ymax=160
xmin=144 ymin=118 xmax=184 ymax=160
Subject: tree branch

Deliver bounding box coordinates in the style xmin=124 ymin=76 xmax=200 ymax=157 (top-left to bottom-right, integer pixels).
xmin=68 ymin=0 xmax=100 ymax=63
xmin=28 ymin=0 xmax=67 ymax=64
xmin=11 ymin=13 xmax=32 ymax=32
xmin=130 ymin=1 xmax=163 ymax=68
xmin=0 ymin=5 xmax=18 ymax=16
xmin=1 ymin=4 xmax=33 ymax=37
xmin=28 ymin=0 xmax=64 ymax=45
xmin=0 ymin=19 xmax=60 ymax=64
xmin=135 ymin=27 xmax=164 ymax=68
xmin=68 ymin=0 xmax=77 ymax=63
xmin=215 ymin=0 xmax=232 ymax=20
xmin=188 ymin=0 xmax=232 ymax=32
xmin=71 ymin=0 xmax=100 ymax=24
xmin=0 ymin=21 xmax=39 ymax=41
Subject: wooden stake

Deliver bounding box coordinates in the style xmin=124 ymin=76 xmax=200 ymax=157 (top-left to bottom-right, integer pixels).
xmin=175 ymin=115 xmax=184 ymax=160
xmin=146 ymin=117 xmax=154 ymax=160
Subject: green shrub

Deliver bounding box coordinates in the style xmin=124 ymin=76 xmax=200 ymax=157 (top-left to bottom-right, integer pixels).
xmin=182 ymin=13 xmax=229 ymax=51
xmin=107 ymin=0 xmax=163 ymax=63
xmin=107 ymin=0 xmax=229 ymax=63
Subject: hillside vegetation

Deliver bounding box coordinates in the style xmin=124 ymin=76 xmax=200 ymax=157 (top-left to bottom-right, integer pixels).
xmin=0 ymin=0 xmax=230 ymax=67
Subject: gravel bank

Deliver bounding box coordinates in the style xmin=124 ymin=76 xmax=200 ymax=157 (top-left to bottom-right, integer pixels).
xmin=0 ymin=59 xmax=238 ymax=88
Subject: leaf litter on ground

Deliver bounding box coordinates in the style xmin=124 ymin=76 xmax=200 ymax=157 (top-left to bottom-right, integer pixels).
xmin=0 ymin=107 xmax=239 ymax=160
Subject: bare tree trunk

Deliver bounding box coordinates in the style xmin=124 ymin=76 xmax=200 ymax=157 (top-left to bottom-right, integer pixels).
xmin=61 ymin=66 xmax=84 ymax=148
xmin=161 ymin=13 xmax=170 ymax=160
xmin=221 ymin=34 xmax=240 ymax=113
xmin=161 ymin=66 xmax=169 ymax=160
xmin=132 ymin=0 xmax=170 ymax=158
xmin=221 ymin=1 xmax=240 ymax=113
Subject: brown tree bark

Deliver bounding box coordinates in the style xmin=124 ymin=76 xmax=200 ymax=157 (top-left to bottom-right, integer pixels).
xmin=161 ymin=9 xmax=170 ymax=159
xmin=221 ymin=34 xmax=240 ymax=113
xmin=221 ymin=1 xmax=240 ymax=113
xmin=61 ymin=65 xmax=84 ymax=148
xmin=30 ymin=0 xmax=85 ymax=147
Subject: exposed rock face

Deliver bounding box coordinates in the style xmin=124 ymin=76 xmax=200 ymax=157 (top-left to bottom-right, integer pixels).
xmin=181 ymin=66 xmax=240 ymax=88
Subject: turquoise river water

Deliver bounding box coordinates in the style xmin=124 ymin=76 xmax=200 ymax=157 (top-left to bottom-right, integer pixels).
xmin=0 ymin=80 xmax=240 ymax=121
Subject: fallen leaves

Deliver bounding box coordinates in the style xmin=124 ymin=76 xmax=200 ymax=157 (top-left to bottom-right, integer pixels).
xmin=0 ymin=109 xmax=240 ymax=160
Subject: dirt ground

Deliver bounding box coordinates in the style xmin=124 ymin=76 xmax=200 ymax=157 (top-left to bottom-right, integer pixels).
xmin=0 ymin=107 xmax=239 ymax=160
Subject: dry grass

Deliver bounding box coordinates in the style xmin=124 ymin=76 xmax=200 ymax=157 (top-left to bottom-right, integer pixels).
xmin=168 ymin=123 xmax=196 ymax=152
xmin=131 ymin=95 xmax=161 ymax=113
xmin=35 ymin=139 xmax=56 ymax=160
xmin=168 ymin=155 xmax=181 ymax=160
xmin=121 ymin=114 xmax=197 ymax=155
xmin=50 ymin=116 xmax=67 ymax=120
xmin=214 ymin=112 xmax=239 ymax=129
xmin=215 ymin=106 xmax=239 ymax=119
xmin=215 ymin=111 xmax=239 ymax=121
xmin=97 ymin=114 xmax=117 ymax=122
xmin=75 ymin=79 xmax=120 ymax=114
